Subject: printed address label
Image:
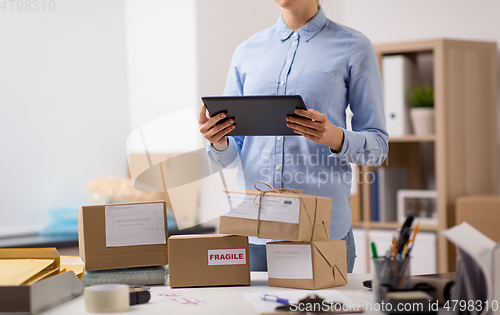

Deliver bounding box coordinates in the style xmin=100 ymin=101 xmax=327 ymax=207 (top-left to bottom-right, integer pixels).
xmin=207 ymin=248 xmax=247 ymax=266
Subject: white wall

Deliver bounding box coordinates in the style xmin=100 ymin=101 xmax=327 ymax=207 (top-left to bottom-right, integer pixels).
xmin=0 ymin=0 xmax=128 ymax=235
xmin=196 ymin=0 xmax=281 ymax=100
xmin=124 ymin=0 xmax=198 ymax=153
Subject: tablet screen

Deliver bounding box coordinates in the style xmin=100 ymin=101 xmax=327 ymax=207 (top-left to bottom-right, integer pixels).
xmin=202 ymin=95 xmax=308 ymax=136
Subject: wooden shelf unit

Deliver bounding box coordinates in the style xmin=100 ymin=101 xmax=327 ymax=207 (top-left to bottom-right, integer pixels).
xmin=353 ymin=39 xmax=498 ymax=273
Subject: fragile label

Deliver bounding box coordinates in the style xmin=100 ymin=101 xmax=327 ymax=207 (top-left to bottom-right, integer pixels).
xmin=105 ymin=203 xmax=166 ymax=247
xmin=267 ymin=244 xmax=313 ymax=279
xmin=207 ymin=248 xmax=247 ymax=266
xmin=221 ymin=192 xmax=301 ymax=224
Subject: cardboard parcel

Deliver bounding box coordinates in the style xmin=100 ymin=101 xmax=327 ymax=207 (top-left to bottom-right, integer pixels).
xmin=266 ymin=240 xmax=347 ymax=290
xmin=219 ymin=188 xmax=331 ymax=242
xmin=168 ymin=234 xmax=250 ymax=288
xmin=79 ymin=201 xmax=169 ymax=271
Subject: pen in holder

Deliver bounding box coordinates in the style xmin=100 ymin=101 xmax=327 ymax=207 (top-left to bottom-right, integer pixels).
xmin=372 ymin=256 xmax=412 ymax=303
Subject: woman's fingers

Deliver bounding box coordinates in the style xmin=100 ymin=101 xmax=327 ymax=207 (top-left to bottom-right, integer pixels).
xmin=211 ymin=124 xmax=236 ymax=143
xmin=199 ymin=104 xmax=209 ymax=125
xmin=289 ymin=123 xmax=320 ymax=137
xmin=206 ymin=119 xmax=234 ymax=139
xmin=199 ymin=112 xmax=227 ymax=134
xmin=287 ymin=121 xmax=325 ymax=136
xmin=286 ymin=116 xmax=325 ymax=131
xmin=294 ymin=129 xmax=320 ymax=141
xmin=294 ymin=109 xmax=325 ymax=122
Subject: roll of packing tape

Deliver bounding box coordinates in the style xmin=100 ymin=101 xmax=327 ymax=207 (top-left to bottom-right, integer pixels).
xmin=84 ymin=284 xmax=130 ymax=313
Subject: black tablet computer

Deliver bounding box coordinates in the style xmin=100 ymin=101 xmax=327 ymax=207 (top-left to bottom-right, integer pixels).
xmin=201 ymin=95 xmax=308 ymax=136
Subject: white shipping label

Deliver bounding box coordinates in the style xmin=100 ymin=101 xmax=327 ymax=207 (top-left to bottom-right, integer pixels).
xmin=221 ymin=192 xmax=301 ymax=224
xmin=105 ymin=203 xmax=166 ymax=247
xmin=267 ymin=244 xmax=313 ymax=279
xmin=207 ymin=248 xmax=247 ymax=266
xmin=220 ymin=193 xmax=259 ymax=220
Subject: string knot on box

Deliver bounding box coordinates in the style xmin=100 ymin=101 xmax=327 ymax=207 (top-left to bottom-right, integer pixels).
xmin=252 ymin=181 xmax=303 ymax=205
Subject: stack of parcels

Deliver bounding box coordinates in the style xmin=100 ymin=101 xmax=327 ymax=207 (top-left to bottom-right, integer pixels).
xmin=219 ymin=187 xmax=348 ymax=289
xmin=0 ymin=248 xmax=83 ymax=314
xmin=78 ymin=201 xmax=169 ymax=286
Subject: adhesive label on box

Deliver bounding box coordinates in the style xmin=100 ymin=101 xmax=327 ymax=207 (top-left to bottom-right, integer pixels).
xmin=207 ymin=248 xmax=247 ymax=266
xmin=267 ymin=244 xmax=313 ymax=279
xmin=105 ymin=203 xmax=166 ymax=247
xmin=221 ymin=192 xmax=300 ymax=224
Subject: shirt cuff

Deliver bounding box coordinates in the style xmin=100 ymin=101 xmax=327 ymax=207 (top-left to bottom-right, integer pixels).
xmin=329 ymin=128 xmax=358 ymax=158
xmin=207 ymin=137 xmax=239 ymax=167
xmin=210 ymin=141 xmax=228 ymax=153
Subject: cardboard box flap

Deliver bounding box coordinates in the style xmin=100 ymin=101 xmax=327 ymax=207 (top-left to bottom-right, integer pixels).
xmin=302 ymin=196 xmax=331 ymax=241
xmin=312 ymin=240 xmax=347 ymax=287
xmin=169 ymin=234 xmax=234 ymax=240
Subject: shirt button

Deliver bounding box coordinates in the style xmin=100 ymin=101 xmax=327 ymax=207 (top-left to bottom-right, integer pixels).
xmin=277 ymin=136 xmax=282 ymax=141
xmin=292 ymin=32 xmax=298 ymax=37
xmin=276 ymin=165 xmax=281 ymax=170
xmin=286 ymin=60 xmax=290 ymax=64
xmin=279 ymin=81 xmax=285 ymax=85
xmin=292 ymin=42 xmax=297 ymax=46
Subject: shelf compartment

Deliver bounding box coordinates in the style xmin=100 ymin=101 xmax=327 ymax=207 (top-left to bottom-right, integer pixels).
xmin=367 ymin=221 xmax=439 ymax=231
xmin=389 ymin=135 xmax=436 ymax=143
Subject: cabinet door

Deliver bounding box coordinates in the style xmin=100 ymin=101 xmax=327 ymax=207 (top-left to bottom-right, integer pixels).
xmin=352 ymin=228 xmax=367 ymax=273
xmin=368 ymin=229 xmax=436 ymax=275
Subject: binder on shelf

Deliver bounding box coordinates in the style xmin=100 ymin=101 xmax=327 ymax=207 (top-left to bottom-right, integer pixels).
xmin=382 ymin=55 xmax=417 ymax=137
xmin=378 ymin=166 xmax=408 ymax=222
xmin=370 ymin=170 xmax=379 ymax=222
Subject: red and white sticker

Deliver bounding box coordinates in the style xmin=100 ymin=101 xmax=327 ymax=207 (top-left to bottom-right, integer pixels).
xmin=207 ymin=248 xmax=246 ymax=266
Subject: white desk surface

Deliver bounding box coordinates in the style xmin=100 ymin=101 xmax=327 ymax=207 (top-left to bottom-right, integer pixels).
xmin=45 ymin=272 xmax=450 ymax=315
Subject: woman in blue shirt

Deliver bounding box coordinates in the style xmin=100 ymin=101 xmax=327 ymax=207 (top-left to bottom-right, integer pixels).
xmin=199 ymin=0 xmax=388 ymax=273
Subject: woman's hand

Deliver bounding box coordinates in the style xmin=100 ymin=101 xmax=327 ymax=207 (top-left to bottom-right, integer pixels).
xmin=286 ymin=109 xmax=345 ymax=152
xmin=199 ymin=104 xmax=235 ymax=151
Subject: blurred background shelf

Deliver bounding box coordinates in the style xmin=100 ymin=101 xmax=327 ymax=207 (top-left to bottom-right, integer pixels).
xmin=352 ymin=38 xmax=498 ymax=274
xmin=389 ymin=135 xmax=436 ymax=143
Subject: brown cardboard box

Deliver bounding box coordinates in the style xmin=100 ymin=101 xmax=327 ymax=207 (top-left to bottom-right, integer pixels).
xmin=266 ymin=240 xmax=347 ymax=289
xmin=456 ymin=195 xmax=500 ymax=242
xmin=168 ymin=234 xmax=250 ymax=288
xmin=219 ymin=190 xmax=331 ymax=241
xmin=78 ymin=201 xmax=168 ymax=271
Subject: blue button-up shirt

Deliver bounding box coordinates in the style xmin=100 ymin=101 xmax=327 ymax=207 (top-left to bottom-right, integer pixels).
xmin=207 ymin=8 xmax=388 ymax=241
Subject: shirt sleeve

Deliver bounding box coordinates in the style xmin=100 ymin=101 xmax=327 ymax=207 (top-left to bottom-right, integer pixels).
xmin=206 ymin=42 xmax=247 ymax=168
xmin=329 ymin=32 xmax=389 ymax=166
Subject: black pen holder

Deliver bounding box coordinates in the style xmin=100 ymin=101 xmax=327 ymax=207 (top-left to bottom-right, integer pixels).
xmin=372 ymin=257 xmax=412 ymax=303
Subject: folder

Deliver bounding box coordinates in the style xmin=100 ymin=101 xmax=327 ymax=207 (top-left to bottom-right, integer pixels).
xmin=382 ymin=55 xmax=417 ymax=136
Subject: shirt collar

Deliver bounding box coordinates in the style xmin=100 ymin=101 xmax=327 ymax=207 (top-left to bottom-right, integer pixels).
xmin=274 ymin=7 xmax=327 ymax=42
